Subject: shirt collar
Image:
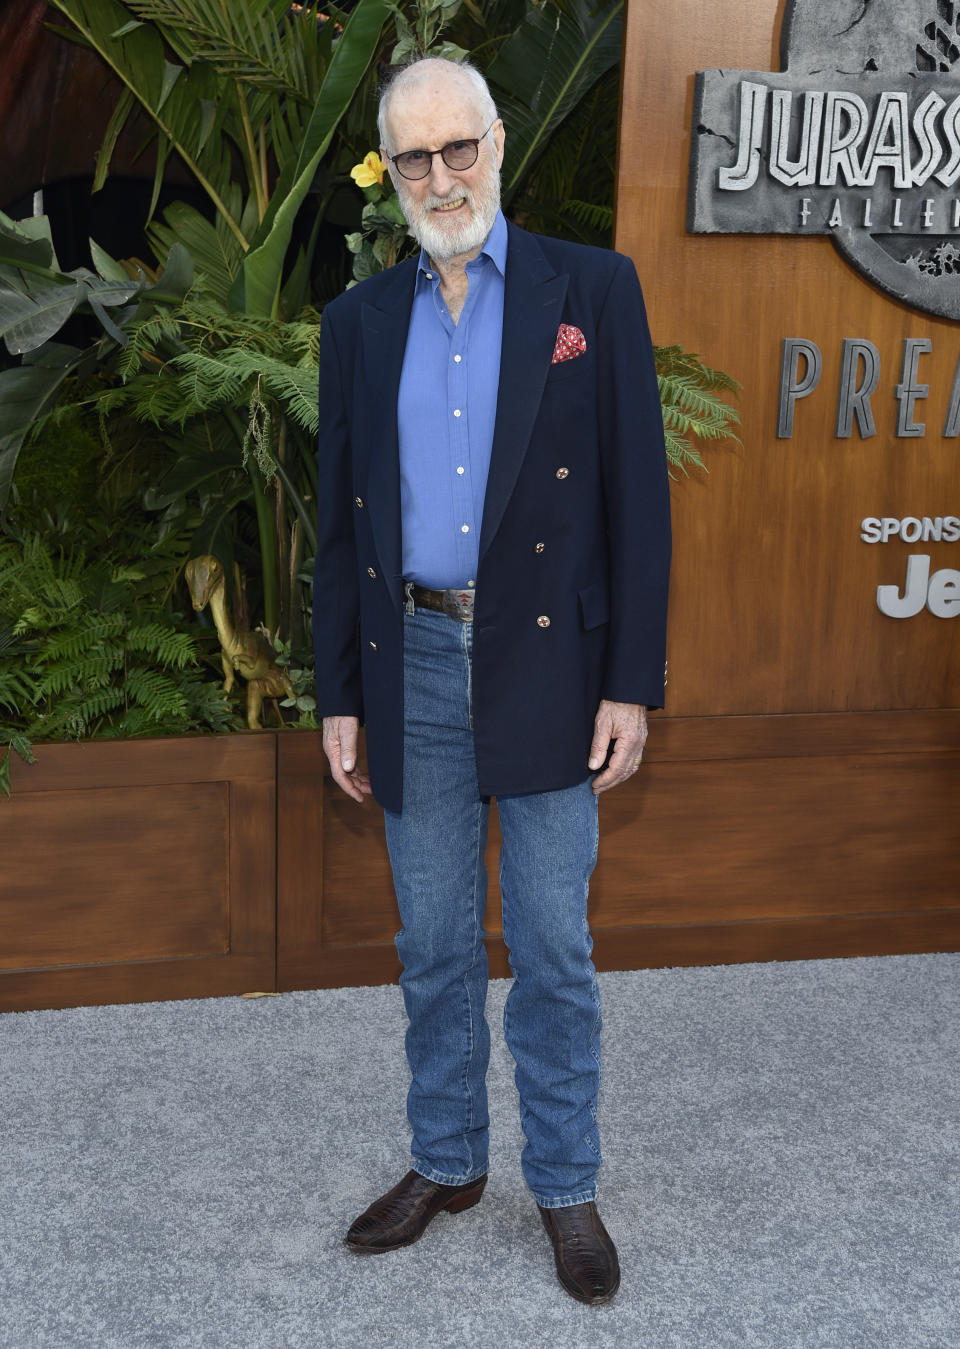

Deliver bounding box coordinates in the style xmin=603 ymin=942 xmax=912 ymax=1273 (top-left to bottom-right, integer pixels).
xmin=416 ymin=209 xmax=508 ymax=283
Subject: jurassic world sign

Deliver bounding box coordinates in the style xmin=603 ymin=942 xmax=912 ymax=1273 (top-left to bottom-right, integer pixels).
xmin=688 ymin=0 xmax=960 ymax=320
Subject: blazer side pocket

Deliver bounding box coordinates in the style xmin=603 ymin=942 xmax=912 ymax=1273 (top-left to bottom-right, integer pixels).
xmin=578 ymin=580 xmax=610 ymax=630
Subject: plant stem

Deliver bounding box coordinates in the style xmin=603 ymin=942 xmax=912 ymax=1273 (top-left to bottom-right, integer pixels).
xmin=249 ymin=464 xmax=280 ymax=639
xmin=237 ymin=83 xmax=268 ymax=223
xmin=224 ymin=408 xmax=279 ymax=637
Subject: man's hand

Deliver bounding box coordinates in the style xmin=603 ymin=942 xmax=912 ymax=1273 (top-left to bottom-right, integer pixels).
xmin=588 ymin=700 xmax=648 ymax=794
xmin=322 ymin=715 xmax=372 ymax=803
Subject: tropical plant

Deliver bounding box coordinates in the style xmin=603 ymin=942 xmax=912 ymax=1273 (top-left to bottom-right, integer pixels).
xmin=45 ymin=0 xmax=392 ymax=318
xmin=0 ymin=211 xmax=188 ymax=524
xmin=0 ymin=531 xmax=242 ymax=796
xmin=35 ymin=0 xmax=392 ymax=636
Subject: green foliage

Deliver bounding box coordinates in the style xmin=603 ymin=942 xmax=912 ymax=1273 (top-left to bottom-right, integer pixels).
xmin=655 ymin=347 xmax=742 ymax=478
xmin=389 ymin=0 xmax=467 ymax=64
xmin=0 ymin=214 xmax=194 ymax=523
xmin=273 ymin=635 xmax=320 ymax=726
xmin=510 ymin=66 xmax=620 ymax=246
xmin=0 ymin=531 xmax=244 ymax=794
xmin=46 ymin=0 xmax=393 ymax=317
xmin=103 ymin=299 xmax=321 ymax=436
xmin=486 ymin=0 xmax=623 ymax=206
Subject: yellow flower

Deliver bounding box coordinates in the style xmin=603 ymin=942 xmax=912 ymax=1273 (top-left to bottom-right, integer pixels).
xmin=350 ymin=151 xmax=386 ymax=188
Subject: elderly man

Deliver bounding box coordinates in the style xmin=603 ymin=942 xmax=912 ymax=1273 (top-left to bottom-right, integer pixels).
xmin=312 ymin=56 xmax=670 ymax=1304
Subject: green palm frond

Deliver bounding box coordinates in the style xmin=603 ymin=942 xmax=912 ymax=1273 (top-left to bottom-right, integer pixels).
xmin=559 ymin=200 xmax=614 ymax=233
xmin=488 ymin=0 xmax=624 ymax=204
xmin=125 ymin=0 xmax=334 ymax=102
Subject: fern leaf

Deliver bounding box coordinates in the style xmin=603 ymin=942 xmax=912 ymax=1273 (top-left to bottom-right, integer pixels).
xmin=127 ymin=623 xmax=198 ymax=669
xmin=42 ymin=614 xmax=126 ymax=662
xmin=125 ymin=666 xmax=188 ymax=720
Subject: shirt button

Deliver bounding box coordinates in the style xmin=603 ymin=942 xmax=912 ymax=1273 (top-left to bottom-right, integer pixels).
xmin=457 ymin=466 xmax=465 ymax=475
xmin=453 ymin=409 xmax=462 ymax=418
xmin=425 ymin=271 xmax=433 ymax=279
xmin=369 ymin=640 xmax=378 ymax=650
xmin=355 ymin=496 xmax=364 ymax=508
xmin=454 ymin=354 xmax=462 ymax=363
xmin=537 ymin=615 xmax=551 ymax=628
xmin=555 ymin=467 xmax=570 ymax=480
xmin=461 ymin=524 xmax=470 ymax=533
xmin=535 ymin=542 xmax=545 ymax=554
xmin=367 ymin=567 xmax=377 ymax=579
xmin=468 ymin=580 xmax=475 ymax=588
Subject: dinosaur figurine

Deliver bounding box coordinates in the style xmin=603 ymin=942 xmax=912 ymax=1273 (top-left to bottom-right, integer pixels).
xmin=184 ymin=554 xmax=295 ymax=730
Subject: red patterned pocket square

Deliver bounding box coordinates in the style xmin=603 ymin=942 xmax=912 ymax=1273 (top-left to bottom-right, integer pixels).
xmin=551 ymin=323 xmax=587 ymax=364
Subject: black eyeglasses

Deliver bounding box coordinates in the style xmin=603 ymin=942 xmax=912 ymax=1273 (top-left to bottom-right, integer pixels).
xmin=388 ymin=122 xmax=496 ymax=181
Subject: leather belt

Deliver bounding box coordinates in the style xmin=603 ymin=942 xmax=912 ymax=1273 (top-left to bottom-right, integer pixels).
xmin=405 ymin=582 xmax=475 ymax=622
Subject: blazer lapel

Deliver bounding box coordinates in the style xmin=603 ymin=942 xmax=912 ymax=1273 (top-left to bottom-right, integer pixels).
xmin=479 ymin=225 xmax=568 ymax=561
xmin=361 ymin=259 xmax=417 ymax=613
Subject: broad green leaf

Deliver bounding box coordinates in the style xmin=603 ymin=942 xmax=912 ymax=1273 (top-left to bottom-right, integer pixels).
xmin=149 ymin=202 xmax=239 ymax=302
xmin=146 ymin=242 xmax=194 ymax=302
xmin=93 ymin=87 xmax=136 ymax=192
xmin=157 ymin=59 xmax=182 ymax=113
xmin=487 ymin=0 xmax=624 ymax=203
xmin=231 ymin=0 xmax=391 ymax=316
xmin=89 ymin=237 xmax=132 ymax=282
xmin=144 ymin=448 xmax=243 ymax=511
xmin=0 ymin=275 xmax=84 ymax=355
xmin=0 ymin=361 xmax=76 ymax=517
xmin=0 ymin=212 xmax=57 ymax=272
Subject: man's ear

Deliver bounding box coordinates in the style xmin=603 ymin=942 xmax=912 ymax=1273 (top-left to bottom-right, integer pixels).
xmin=380 ymin=144 xmax=398 ymax=192
xmin=492 ymin=119 xmax=505 ymax=169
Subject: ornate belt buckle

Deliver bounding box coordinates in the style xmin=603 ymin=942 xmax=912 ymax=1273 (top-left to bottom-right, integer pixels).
xmin=443 ymin=589 xmax=474 ymax=621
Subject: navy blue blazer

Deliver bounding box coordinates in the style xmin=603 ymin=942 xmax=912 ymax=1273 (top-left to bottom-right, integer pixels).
xmin=312 ymin=222 xmax=671 ymax=814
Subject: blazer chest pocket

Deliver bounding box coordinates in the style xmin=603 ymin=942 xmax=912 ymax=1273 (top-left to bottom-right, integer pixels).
xmin=578 ymin=581 xmax=609 ymax=630
xmin=545 ymin=352 xmax=591 ymax=384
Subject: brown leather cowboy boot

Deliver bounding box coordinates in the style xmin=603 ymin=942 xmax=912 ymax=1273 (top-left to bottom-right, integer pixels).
xmin=345 ymin=1170 xmax=487 ymax=1253
xmin=538 ymin=1201 xmax=621 ymax=1304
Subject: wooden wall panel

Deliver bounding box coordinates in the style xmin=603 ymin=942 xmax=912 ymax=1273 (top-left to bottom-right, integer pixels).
xmin=1 ymin=735 xmax=276 ymax=1012
xmin=277 ymin=716 xmax=960 ymax=990
xmin=616 ymin=0 xmax=960 ymax=718
xmin=1 ymin=781 xmax=229 ymax=968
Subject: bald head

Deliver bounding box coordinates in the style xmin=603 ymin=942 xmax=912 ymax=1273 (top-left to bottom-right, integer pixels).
xmin=377 ymin=57 xmax=498 ymax=156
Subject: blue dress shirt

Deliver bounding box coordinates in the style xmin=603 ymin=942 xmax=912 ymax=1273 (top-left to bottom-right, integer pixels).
xmin=397 ymin=209 xmax=507 ymax=590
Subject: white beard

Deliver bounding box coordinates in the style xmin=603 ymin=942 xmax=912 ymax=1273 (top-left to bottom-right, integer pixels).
xmin=396 ymin=158 xmax=501 ymax=263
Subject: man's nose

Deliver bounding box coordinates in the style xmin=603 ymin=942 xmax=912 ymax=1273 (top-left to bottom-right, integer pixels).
xmin=427 ymin=156 xmax=457 ymax=197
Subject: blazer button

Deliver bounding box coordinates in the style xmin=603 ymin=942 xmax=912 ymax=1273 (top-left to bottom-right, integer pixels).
xmin=355 ymin=495 xmax=364 ymax=508
xmin=555 ymin=467 xmax=569 ymax=480
xmin=537 ymin=615 xmax=551 ymax=628
xmin=534 ymin=542 xmax=545 ymax=554
xmin=367 ymin=567 xmax=377 ymax=579
xmin=369 ymin=640 xmax=378 ymax=651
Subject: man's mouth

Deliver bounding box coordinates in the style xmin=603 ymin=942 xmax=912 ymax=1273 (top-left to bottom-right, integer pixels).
xmin=433 ymin=197 xmax=467 ymax=213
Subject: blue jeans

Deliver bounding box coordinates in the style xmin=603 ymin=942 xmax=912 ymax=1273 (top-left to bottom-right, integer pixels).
xmin=383 ymin=604 xmax=602 ymax=1208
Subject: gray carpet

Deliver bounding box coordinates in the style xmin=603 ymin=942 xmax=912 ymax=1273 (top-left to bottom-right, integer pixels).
xmin=1 ymin=953 xmax=958 ymax=1349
